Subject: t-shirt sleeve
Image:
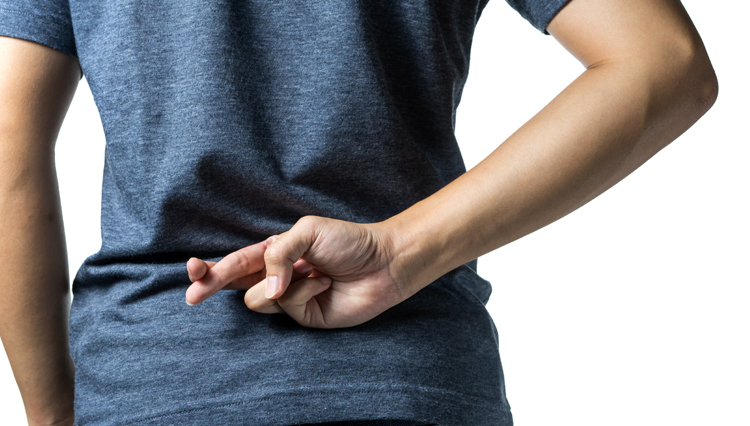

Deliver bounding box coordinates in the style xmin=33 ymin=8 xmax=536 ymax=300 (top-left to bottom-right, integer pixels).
xmin=0 ymin=0 xmax=77 ymax=60
xmin=505 ymin=0 xmax=573 ymax=35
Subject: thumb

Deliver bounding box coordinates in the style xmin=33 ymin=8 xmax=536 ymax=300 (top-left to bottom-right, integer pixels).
xmin=264 ymin=217 xmax=319 ymax=299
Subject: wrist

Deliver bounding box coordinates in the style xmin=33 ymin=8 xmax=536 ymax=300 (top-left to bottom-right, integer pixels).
xmin=26 ymin=408 xmax=74 ymax=426
xmin=376 ymin=168 xmax=498 ymax=299
xmin=21 ymin=357 xmax=75 ymax=426
xmin=376 ymin=208 xmax=455 ymax=299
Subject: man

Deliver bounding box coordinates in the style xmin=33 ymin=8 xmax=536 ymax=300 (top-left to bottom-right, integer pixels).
xmin=0 ymin=0 xmax=717 ymax=424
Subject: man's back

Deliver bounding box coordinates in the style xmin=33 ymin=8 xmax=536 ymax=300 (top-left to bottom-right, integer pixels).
xmin=2 ymin=1 xmax=512 ymax=424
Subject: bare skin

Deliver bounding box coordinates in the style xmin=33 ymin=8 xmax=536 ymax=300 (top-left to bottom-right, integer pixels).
xmin=186 ymin=0 xmax=718 ymax=328
xmin=1 ymin=0 xmax=717 ymax=423
xmin=0 ymin=38 xmax=80 ymax=425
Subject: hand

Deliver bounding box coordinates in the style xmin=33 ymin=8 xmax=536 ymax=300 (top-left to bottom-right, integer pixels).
xmin=185 ymin=216 xmax=412 ymax=328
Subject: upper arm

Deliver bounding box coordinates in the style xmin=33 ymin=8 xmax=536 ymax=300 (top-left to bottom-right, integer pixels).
xmin=0 ymin=36 xmax=80 ymax=186
xmin=546 ymin=0 xmax=718 ymax=111
xmin=546 ymin=0 xmax=716 ymax=81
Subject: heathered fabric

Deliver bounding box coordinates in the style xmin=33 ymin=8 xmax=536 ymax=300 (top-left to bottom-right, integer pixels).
xmin=1 ymin=0 xmax=570 ymax=425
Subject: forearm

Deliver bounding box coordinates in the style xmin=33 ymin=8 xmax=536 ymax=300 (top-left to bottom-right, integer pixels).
xmin=384 ymin=39 xmax=717 ymax=296
xmin=0 ymin=153 xmax=75 ymax=425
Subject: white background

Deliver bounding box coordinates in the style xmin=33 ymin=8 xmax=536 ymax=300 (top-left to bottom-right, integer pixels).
xmin=2 ymin=0 xmax=748 ymax=424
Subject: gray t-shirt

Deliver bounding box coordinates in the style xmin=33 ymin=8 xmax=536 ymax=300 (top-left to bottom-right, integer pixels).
xmin=0 ymin=0 xmax=570 ymax=424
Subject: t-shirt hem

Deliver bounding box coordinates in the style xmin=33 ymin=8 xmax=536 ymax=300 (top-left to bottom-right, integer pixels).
xmin=100 ymin=384 xmax=513 ymax=426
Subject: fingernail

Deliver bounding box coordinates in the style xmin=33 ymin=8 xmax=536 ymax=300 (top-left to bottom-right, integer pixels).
xmin=186 ymin=289 xmax=196 ymax=306
xmin=266 ymin=276 xmax=280 ymax=298
xmin=319 ymin=276 xmax=332 ymax=285
xmin=186 ymin=259 xmax=195 ymax=279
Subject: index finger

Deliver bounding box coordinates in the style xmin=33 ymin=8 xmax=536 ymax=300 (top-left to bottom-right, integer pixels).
xmin=186 ymin=239 xmax=270 ymax=305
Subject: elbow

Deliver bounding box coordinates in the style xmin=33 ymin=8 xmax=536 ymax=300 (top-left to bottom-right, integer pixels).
xmin=639 ymin=36 xmax=719 ymax=130
xmin=693 ymin=65 xmax=718 ymax=116
xmin=671 ymin=35 xmax=719 ymax=118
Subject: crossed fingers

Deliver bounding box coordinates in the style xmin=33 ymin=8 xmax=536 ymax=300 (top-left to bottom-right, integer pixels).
xmin=185 ymin=236 xmax=316 ymax=314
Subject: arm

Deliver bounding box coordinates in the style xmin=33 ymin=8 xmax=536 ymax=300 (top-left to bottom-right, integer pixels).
xmin=386 ymin=0 xmax=719 ymax=292
xmin=184 ymin=0 xmax=717 ymax=328
xmin=0 ymin=36 xmax=81 ymax=425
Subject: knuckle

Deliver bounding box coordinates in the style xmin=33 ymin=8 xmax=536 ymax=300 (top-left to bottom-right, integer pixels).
xmin=297 ymin=215 xmax=324 ymax=236
xmin=244 ymin=293 xmax=267 ymax=311
xmin=243 ymin=293 xmax=257 ymax=310
xmin=232 ymin=249 xmax=252 ymax=272
xmin=266 ymin=234 xmax=280 ymax=245
xmin=264 ymin=243 xmax=287 ymax=264
xmin=296 ymin=215 xmax=316 ymax=228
